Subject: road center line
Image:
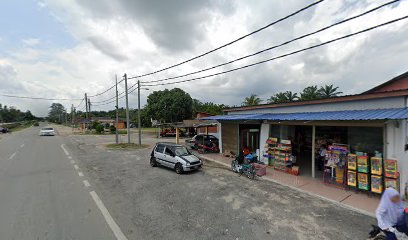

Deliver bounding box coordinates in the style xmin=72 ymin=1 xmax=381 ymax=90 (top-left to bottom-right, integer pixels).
xmin=89 ymin=191 xmax=128 ymax=240
xmin=68 ymin=156 xmax=72 ymax=159
xmin=9 ymin=152 xmax=16 ymax=160
xmin=60 ymin=144 xmax=70 ymax=156
xmin=74 ymin=164 xmax=79 ymax=170
xmin=20 ymin=143 xmax=24 ymax=148
xmin=83 ymin=180 xmax=90 ymax=187
xmin=78 ymin=172 xmax=84 ymax=177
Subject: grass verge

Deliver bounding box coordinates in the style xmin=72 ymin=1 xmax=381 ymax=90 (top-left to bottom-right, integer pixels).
xmin=105 ymin=143 xmax=150 ymax=150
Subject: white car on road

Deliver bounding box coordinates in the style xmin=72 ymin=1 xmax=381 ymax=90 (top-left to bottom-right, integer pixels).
xmin=39 ymin=127 xmax=55 ymax=136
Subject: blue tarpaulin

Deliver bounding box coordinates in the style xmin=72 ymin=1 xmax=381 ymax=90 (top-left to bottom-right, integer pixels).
xmin=202 ymin=108 xmax=408 ymax=121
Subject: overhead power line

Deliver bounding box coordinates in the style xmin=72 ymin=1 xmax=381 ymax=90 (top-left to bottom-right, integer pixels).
xmin=0 ymin=94 xmax=83 ymax=101
xmin=76 ymin=98 xmax=85 ymax=108
xmin=88 ymin=0 xmax=324 ymax=98
xmin=141 ymin=0 xmax=399 ymax=85
xmin=141 ymin=16 xmax=408 ymax=87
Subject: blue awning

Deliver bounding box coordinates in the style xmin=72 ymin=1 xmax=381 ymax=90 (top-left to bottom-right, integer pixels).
xmin=203 ymin=108 xmax=408 ymax=121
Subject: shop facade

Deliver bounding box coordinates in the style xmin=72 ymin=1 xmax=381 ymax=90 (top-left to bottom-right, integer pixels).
xmin=205 ymin=74 xmax=408 ymax=195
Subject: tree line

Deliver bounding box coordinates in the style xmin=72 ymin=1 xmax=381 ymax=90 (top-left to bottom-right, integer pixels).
xmin=0 ymin=104 xmax=36 ymax=123
xmin=242 ymin=84 xmax=342 ymax=106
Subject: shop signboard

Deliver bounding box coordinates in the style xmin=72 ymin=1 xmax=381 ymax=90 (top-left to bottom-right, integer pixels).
xmin=385 ymin=178 xmax=399 ymax=191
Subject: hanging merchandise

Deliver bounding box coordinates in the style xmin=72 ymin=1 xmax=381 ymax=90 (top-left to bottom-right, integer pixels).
xmin=347 ymin=171 xmax=357 ymax=187
xmin=358 ymin=173 xmax=370 ymax=191
xmin=265 ymin=137 xmax=278 ymax=166
xmin=371 ymin=175 xmax=383 ymax=194
xmin=370 ymin=157 xmax=383 ymax=175
xmin=385 ymin=178 xmax=399 ymax=190
xmin=384 ymin=159 xmax=398 ymax=178
xmin=357 ymin=156 xmax=369 ymax=173
xmin=347 ymin=154 xmax=357 ymax=171
xmin=323 ymin=144 xmax=349 ymax=186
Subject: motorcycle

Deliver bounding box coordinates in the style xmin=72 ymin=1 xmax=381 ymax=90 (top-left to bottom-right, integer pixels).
xmin=369 ymin=225 xmax=408 ymax=240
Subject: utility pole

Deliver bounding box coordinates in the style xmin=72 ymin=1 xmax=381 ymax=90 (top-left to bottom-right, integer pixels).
xmin=115 ymin=75 xmax=119 ymax=144
xmin=71 ymin=104 xmax=74 ymax=126
xmin=88 ymin=99 xmax=91 ymax=119
xmin=124 ymin=73 xmax=131 ymax=144
xmin=85 ymin=93 xmax=88 ymax=120
xmin=137 ymin=80 xmax=142 ymax=146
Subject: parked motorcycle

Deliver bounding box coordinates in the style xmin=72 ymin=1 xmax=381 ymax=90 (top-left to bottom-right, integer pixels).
xmin=369 ymin=225 xmax=408 ymax=240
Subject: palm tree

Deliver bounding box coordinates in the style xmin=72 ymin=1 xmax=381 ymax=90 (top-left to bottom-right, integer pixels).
xmin=242 ymin=94 xmax=262 ymax=106
xmin=300 ymin=86 xmax=320 ymax=101
xmin=318 ymin=84 xmax=343 ymax=98
xmin=267 ymin=91 xmax=298 ymax=104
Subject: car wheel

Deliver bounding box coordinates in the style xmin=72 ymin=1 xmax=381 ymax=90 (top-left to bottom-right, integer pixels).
xmin=150 ymin=157 xmax=157 ymax=167
xmin=175 ymin=163 xmax=183 ymax=174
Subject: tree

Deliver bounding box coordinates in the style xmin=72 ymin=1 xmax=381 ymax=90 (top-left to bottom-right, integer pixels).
xmin=318 ymin=84 xmax=343 ymax=98
xmin=192 ymin=99 xmax=227 ymax=116
xmin=267 ymin=91 xmax=298 ymax=104
xmin=145 ymin=88 xmax=193 ymax=123
xmin=48 ymin=103 xmax=66 ymax=123
xmin=300 ymin=86 xmax=321 ymax=101
xmin=242 ymin=94 xmax=262 ymax=106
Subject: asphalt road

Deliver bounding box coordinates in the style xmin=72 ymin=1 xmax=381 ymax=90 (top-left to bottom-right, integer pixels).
xmin=0 ymin=125 xmax=118 ymax=240
xmin=0 ymin=125 xmax=376 ymax=240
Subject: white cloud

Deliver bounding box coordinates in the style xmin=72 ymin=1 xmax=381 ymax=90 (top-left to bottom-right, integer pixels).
xmin=22 ymin=38 xmax=41 ymax=47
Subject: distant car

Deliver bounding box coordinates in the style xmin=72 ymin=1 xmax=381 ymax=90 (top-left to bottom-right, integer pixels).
xmin=185 ymin=134 xmax=219 ymax=149
xmin=150 ymin=143 xmax=202 ymax=174
xmin=160 ymin=129 xmax=184 ymax=137
xmin=39 ymin=127 xmax=55 ymax=136
xmin=0 ymin=127 xmax=9 ymax=133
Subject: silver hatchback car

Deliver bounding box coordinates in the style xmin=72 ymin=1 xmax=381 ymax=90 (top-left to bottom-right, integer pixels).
xmin=150 ymin=143 xmax=202 ymax=174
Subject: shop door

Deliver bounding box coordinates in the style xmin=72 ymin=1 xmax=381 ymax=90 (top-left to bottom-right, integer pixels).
xmin=240 ymin=125 xmax=260 ymax=152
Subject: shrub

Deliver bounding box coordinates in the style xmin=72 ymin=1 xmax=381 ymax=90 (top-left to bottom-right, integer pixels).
xmin=110 ymin=125 xmax=116 ymax=133
xmin=95 ymin=124 xmax=104 ymax=134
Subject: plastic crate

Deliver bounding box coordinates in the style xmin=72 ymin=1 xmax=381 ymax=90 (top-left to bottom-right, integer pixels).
xmin=254 ymin=163 xmax=267 ymax=176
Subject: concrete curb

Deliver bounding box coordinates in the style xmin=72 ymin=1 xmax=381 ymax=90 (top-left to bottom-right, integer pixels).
xmin=198 ymin=154 xmax=375 ymax=218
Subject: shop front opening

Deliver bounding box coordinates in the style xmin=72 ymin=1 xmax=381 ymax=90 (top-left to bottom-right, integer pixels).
xmin=239 ymin=124 xmax=260 ymax=153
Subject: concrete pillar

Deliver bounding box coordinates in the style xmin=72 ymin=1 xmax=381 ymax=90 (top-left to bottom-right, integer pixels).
xmin=218 ymin=123 xmax=223 ymax=153
xmin=176 ymin=128 xmax=179 ymax=144
xmin=260 ymin=123 xmax=270 ymax=164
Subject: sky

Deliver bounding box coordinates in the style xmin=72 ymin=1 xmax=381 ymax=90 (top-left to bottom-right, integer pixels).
xmin=0 ymin=0 xmax=407 ymax=117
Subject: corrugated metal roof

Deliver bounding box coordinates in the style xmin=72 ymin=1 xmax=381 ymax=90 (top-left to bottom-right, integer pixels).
xmin=203 ymin=108 xmax=408 ymax=121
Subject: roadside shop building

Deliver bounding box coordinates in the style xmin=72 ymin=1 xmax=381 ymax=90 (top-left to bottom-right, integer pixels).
xmin=205 ymin=71 xmax=408 ymax=194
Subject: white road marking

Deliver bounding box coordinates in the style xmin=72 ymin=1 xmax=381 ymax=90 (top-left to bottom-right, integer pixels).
xmin=89 ymin=191 xmax=128 ymax=240
xmin=74 ymin=164 xmax=79 ymax=170
xmin=70 ymin=160 xmax=75 ymax=164
xmin=78 ymin=172 xmax=84 ymax=177
xmin=83 ymin=180 xmax=90 ymax=187
xmin=20 ymin=144 xmax=24 ymax=148
xmin=9 ymin=152 xmax=16 ymax=160
xmin=68 ymin=156 xmax=72 ymax=159
xmin=60 ymin=144 xmax=69 ymax=156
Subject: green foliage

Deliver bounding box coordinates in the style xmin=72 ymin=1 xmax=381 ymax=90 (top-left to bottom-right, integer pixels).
xmin=145 ymin=88 xmax=193 ymax=123
xmin=92 ymin=121 xmax=100 ymax=129
xmin=192 ymin=99 xmax=227 ymax=116
xmin=267 ymin=91 xmax=298 ymax=104
xmin=48 ymin=103 xmax=66 ymax=123
xmin=242 ymin=94 xmax=262 ymax=106
xmin=95 ymin=124 xmax=104 ymax=134
xmin=318 ymin=84 xmax=343 ymax=98
xmin=110 ymin=125 xmax=116 ymax=133
xmin=300 ymin=86 xmax=321 ymax=101
xmin=0 ymin=104 xmax=37 ymax=123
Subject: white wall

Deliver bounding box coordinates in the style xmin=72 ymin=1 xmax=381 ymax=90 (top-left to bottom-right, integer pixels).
xmin=229 ymin=97 xmax=405 ymax=115
xmin=259 ymin=123 xmax=270 ymax=164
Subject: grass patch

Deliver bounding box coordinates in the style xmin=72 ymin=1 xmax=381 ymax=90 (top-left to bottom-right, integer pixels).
xmin=106 ymin=143 xmax=150 ymax=150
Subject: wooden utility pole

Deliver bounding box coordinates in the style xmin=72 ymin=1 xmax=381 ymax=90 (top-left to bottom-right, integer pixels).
xmin=85 ymin=93 xmax=88 ymax=120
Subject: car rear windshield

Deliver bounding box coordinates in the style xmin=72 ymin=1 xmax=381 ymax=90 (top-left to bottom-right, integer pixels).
xmin=42 ymin=128 xmax=54 ymax=130
xmin=174 ymin=146 xmax=191 ymax=156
